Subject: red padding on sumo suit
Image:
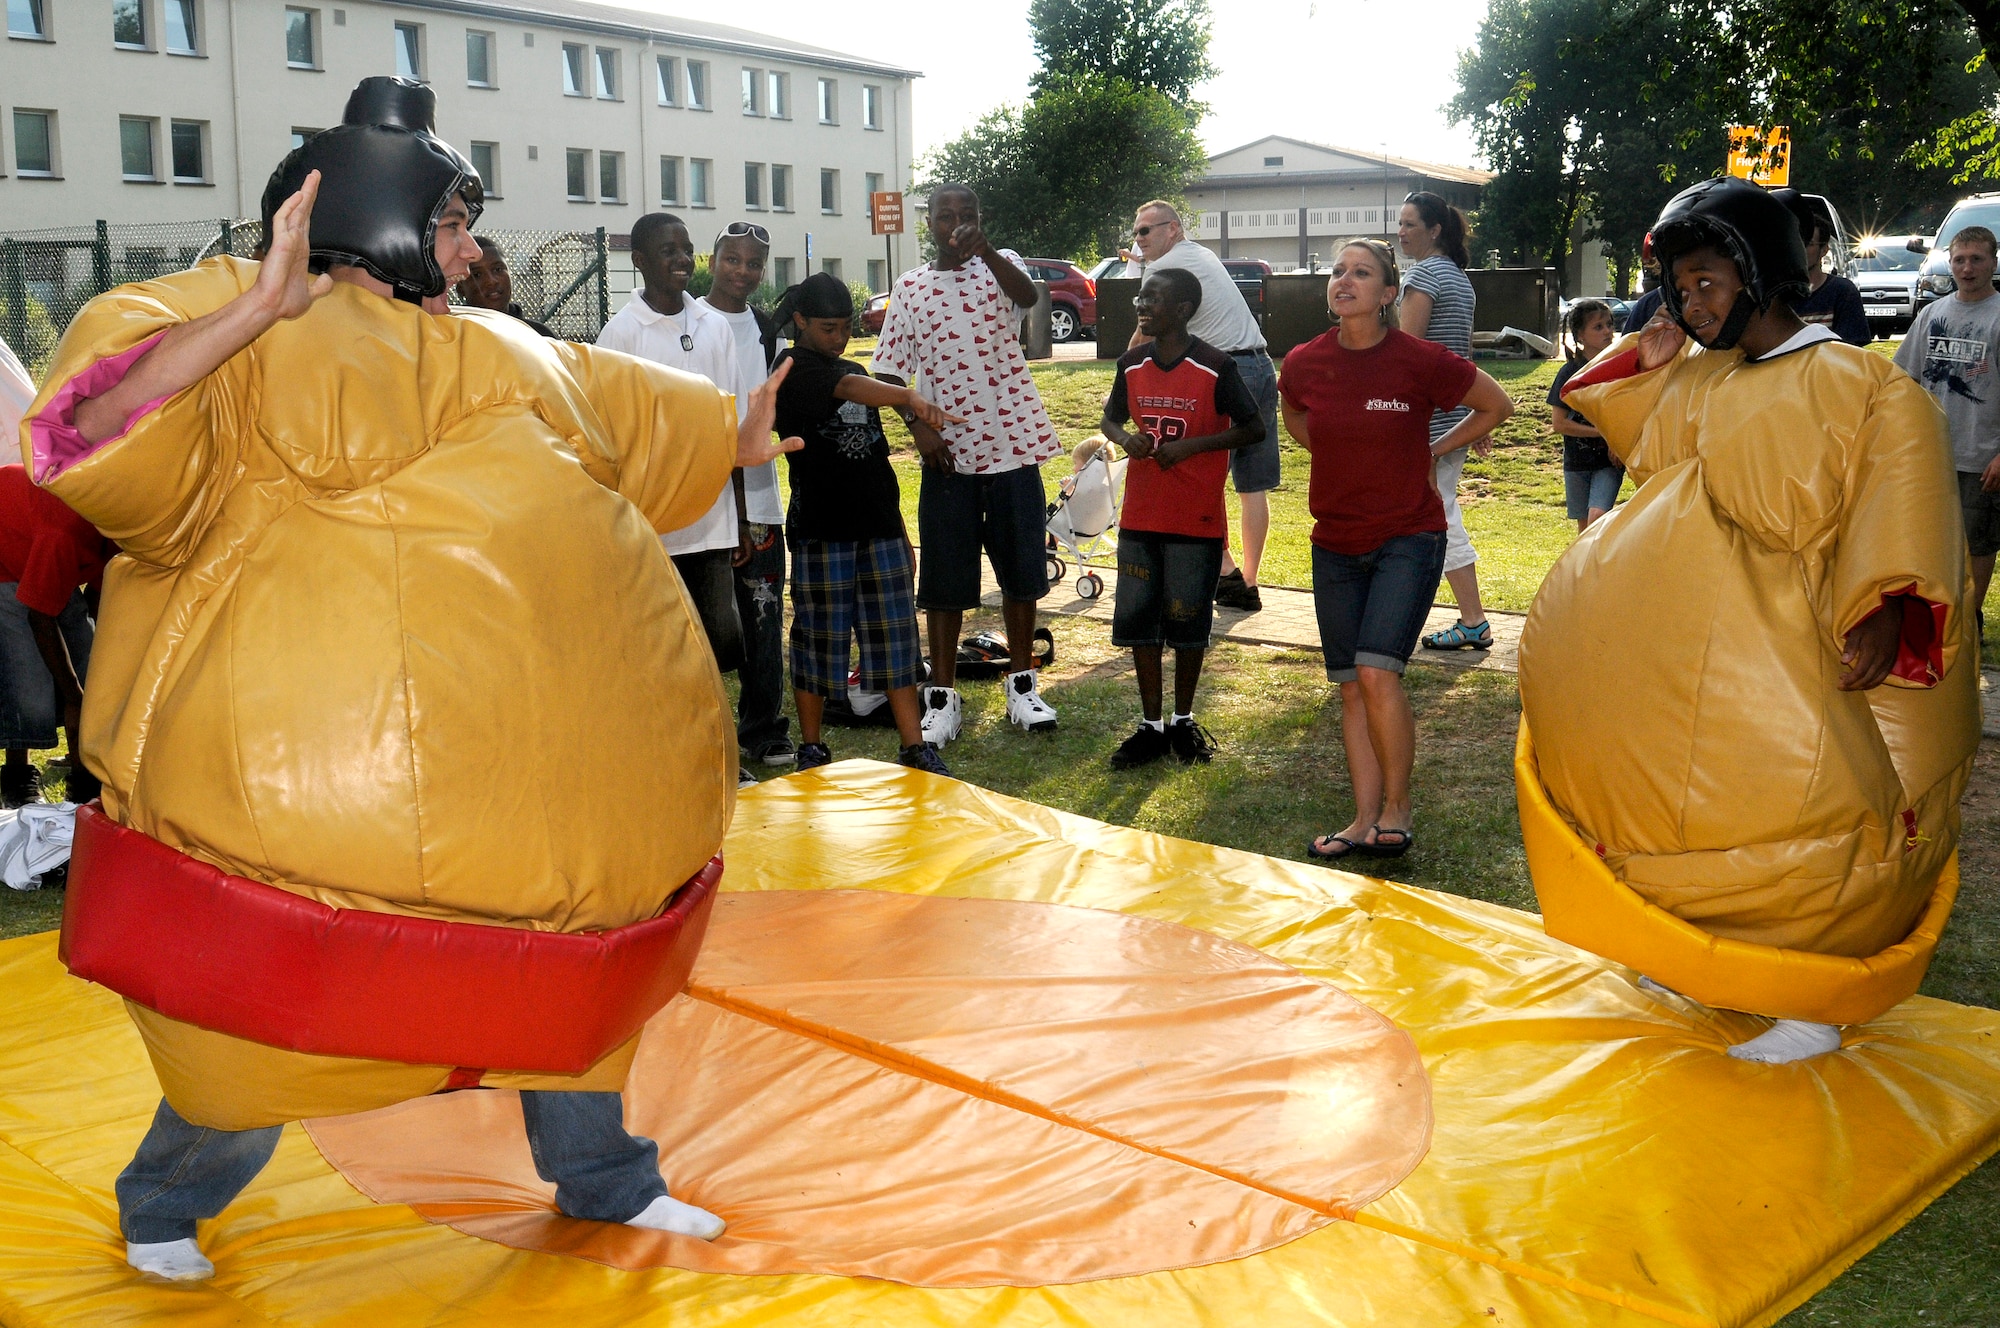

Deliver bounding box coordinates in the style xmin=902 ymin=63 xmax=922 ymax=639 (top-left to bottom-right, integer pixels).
xmin=58 ymin=804 xmax=719 ymax=1074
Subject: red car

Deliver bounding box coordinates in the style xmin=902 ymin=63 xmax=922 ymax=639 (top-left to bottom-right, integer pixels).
xmin=860 ymin=258 xmax=1098 ymax=341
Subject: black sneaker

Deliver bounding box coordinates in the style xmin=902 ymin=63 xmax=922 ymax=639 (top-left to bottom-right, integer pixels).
xmin=794 ymin=742 xmax=833 ymax=771
xmin=1214 ymin=569 xmax=1262 ymax=612
xmin=0 ymin=764 xmax=42 ymax=809
xmin=1168 ymin=718 xmax=1219 ymax=764
xmin=1110 ymin=723 xmax=1170 ymax=770
xmin=897 ymin=741 xmax=953 ymax=777
xmin=750 ymin=736 xmax=798 ymax=767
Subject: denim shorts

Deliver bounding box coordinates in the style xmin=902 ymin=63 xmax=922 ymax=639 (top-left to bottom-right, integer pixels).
xmin=0 ymin=585 xmax=94 ymax=749
xmin=916 ymin=464 xmax=1051 ymax=609
xmin=1564 ymin=466 xmax=1623 ymax=521
xmin=1229 ymin=352 xmax=1282 ymax=494
xmin=1311 ymin=531 xmax=1449 ymax=682
xmin=1111 ymin=532 xmax=1224 ymax=650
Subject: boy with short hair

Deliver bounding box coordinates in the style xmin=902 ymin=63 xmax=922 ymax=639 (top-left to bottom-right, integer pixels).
xmin=694 ymin=220 xmax=794 ymax=768
xmin=1099 ymin=267 xmax=1266 ymax=768
xmin=1895 ymin=224 xmax=2000 ymax=635
xmin=871 ymin=182 xmax=1064 ymax=745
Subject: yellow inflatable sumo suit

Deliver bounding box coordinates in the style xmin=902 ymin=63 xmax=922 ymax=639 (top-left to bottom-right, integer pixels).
xmin=1517 ymin=325 xmax=1979 ymax=1026
xmin=25 ymin=255 xmax=739 ymax=1129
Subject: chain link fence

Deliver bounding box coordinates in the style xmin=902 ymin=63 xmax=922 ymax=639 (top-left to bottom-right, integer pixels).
xmin=0 ymin=221 xmax=610 ymax=383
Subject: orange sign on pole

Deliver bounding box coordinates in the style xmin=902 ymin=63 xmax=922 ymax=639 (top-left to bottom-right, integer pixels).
xmin=1725 ymin=126 xmax=1792 ymax=187
xmin=870 ymin=191 xmax=905 ymax=236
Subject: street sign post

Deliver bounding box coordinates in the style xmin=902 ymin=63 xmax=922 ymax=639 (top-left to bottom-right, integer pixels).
xmin=871 ymin=191 xmax=905 ymax=295
xmin=1726 ymin=126 xmax=1792 ymax=187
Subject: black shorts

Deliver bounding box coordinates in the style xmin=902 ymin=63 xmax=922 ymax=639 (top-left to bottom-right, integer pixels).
xmin=1112 ymin=532 xmax=1224 ymax=650
xmin=1960 ymin=471 xmax=2000 ymax=558
xmin=916 ymin=465 xmax=1051 ymax=609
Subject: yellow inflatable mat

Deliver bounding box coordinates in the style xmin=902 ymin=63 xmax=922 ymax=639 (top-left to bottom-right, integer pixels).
xmin=1 ymin=761 xmax=1997 ymax=1328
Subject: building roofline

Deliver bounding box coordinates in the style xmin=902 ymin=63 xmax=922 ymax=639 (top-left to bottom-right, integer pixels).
xmin=1191 ymin=169 xmax=1487 ymax=192
xmin=394 ymin=0 xmax=923 ymax=79
xmin=1203 ymin=133 xmax=1492 ymax=186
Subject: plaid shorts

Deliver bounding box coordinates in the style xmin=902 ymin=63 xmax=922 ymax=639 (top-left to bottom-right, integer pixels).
xmin=788 ymin=535 xmax=926 ymax=698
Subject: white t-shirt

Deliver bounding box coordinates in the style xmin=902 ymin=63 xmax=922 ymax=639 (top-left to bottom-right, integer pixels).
xmin=870 ymin=249 xmax=1061 ymax=475
xmin=697 ymin=297 xmax=784 ymax=525
xmin=0 ymin=334 xmax=32 ymax=446
xmin=1137 ymin=239 xmax=1265 ymax=354
xmin=596 ymin=289 xmax=738 ymax=554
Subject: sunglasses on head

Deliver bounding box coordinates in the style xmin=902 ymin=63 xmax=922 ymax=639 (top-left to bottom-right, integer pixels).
xmin=717 ymin=221 xmax=772 ymax=247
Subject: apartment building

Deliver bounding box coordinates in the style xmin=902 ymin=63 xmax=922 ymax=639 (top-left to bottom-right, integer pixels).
xmin=0 ymin=0 xmax=919 ymax=290
xmin=1187 ymin=136 xmax=1490 ymax=271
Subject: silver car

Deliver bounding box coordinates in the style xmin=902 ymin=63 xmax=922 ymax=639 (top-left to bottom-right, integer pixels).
xmin=1913 ymin=193 xmax=2000 ymax=318
xmin=1848 ymin=235 xmax=1926 ymax=335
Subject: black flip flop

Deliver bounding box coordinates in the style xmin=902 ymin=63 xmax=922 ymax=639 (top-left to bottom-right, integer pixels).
xmin=1305 ymin=834 xmax=1367 ymax=862
xmin=1360 ymin=826 xmax=1413 ymax=859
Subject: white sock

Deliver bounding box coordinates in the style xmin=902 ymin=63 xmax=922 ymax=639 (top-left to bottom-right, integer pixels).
xmin=625 ymin=1193 xmax=726 ymax=1241
xmin=1171 ymin=712 xmax=1193 ymax=726
xmin=1141 ymin=717 xmax=1164 ymax=732
xmin=1727 ymin=1019 xmax=1843 ymax=1064
xmin=1636 ymin=974 xmax=1683 ymax=1001
xmin=126 ymin=1238 xmax=214 ymax=1281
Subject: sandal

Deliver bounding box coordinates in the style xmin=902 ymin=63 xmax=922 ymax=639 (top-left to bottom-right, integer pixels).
xmin=1305 ymin=834 xmax=1368 ymax=862
xmin=1360 ymin=826 xmax=1413 ymax=859
xmin=1422 ymin=619 xmax=1492 ymax=651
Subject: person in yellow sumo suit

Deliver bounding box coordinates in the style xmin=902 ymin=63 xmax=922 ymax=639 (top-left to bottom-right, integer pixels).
xmin=1519 ymin=177 xmax=1980 ymax=1064
xmin=19 ymin=79 xmax=801 ymax=1280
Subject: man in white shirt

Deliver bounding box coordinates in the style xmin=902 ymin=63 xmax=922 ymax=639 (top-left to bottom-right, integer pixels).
xmin=597 ymin=214 xmax=747 ymax=727
xmin=1128 ymin=201 xmax=1279 ymax=613
xmin=694 ymin=220 xmax=793 ymax=768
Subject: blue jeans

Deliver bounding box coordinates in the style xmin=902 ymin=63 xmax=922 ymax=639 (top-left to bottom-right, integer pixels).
xmin=116 ymin=1091 xmax=668 ymax=1243
xmin=734 ymin=524 xmax=789 ymax=753
xmin=0 ymin=584 xmax=93 ymax=749
xmin=1310 ymin=532 xmax=1449 ymax=683
xmin=1228 ymin=352 xmax=1282 ymax=493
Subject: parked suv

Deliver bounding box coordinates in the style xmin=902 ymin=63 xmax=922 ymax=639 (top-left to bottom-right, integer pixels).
xmin=1020 ymin=258 xmax=1098 ymax=342
xmin=1223 ymin=258 xmax=1272 ymax=319
xmin=1847 ymin=235 xmax=1926 ymax=336
xmin=1913 ymin=193 xmax=2000 ymax=317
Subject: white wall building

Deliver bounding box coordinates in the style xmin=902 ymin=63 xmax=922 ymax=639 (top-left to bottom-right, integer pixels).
xmin=1187 ymin=136 xmax=1491 ymax=272
xmin=0 ymin=0 xmax=919 ymax=291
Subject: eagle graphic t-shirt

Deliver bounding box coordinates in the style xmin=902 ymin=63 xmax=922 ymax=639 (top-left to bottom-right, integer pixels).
xmin=1895 ymin=291 xmax=2000 ymax=473
xmin=869 ymin=249 xmax=1062 ymax=475
xmin=772 ymin=346 xmax=907 ymax=541
xmin=1279 ymin=327 xmax=1476 ymax=554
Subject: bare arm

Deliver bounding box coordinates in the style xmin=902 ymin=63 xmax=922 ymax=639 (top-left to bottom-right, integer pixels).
xmin=833 ymin=373 xmax=961 ymax=429
xmin=1281 ymin=399 xmax=1309 ymax=449
xmin=1152 ymin=417 xmax=1265 ymax=471
xmin=967 ymin=233 xmax=1039 ymax=309
xmin=1548 ymin=410 xmax=1603 ymax=439
xmin=872 ymin=369 xmax=954 ymax=471
xmin=1429 ymin=370 xmax=1513 ymax=458
xmin=74 ymin=172 xmax=332 ymax=443
xmin=1400 ymin=288 xmax=1433 ymax=342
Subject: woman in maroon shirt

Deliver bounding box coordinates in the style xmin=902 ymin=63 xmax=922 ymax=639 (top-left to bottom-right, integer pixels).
xmin=1280 ymin=240 xmax=1512 ymax=862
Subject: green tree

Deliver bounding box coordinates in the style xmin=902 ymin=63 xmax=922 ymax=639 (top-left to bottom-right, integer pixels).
xmin=1026 ymin=0 xmax=1218 ymax=102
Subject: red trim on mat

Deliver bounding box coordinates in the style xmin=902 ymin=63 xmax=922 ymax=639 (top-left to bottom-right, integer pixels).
xmin=58 ymin=806 xmax=718 ymax=1073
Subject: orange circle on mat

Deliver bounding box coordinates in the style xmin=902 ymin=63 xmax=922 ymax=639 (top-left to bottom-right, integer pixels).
xmin=306 ymin=890 xmax=1432 ymax=1287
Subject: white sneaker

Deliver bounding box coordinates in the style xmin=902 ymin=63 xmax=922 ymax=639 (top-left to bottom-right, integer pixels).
xmin=920 ymin=686 xmax=963 ymax=745
xmin=1005 ymin=669 xmax=1058 ymax=733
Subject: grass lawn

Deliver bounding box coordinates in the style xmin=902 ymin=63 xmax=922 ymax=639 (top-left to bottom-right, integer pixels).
xmin=2 ymin=342 xmax=1995 ymax=1322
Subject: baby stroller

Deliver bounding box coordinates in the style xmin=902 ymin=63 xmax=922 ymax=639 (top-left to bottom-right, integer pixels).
xmin=1044 ymin=437 xmax=1127 ymax=600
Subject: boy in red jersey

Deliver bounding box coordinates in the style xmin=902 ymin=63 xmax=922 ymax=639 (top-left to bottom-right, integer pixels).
xmin=1099 ymin=268 xmax=1267 ymax=767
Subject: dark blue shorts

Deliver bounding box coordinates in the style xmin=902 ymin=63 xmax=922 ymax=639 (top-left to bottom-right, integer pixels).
xmin=1112 ymin=532 xmax=1224 ymax=650
xmin=916 ymin=464 xmax=1051 ymax=609
xmin=1310 ymin=531 xmax=1448 ymax=682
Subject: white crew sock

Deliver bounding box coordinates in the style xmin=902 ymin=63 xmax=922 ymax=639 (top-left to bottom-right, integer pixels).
xmin=1727 ymin=1019 xmax=1843 ymax=1064
xmin=626 ymin=1193 xmax=726 ymax=1241
xmin=1141 ymin=717 xmax=1164 ymax=732
xmin=126 ymin=1238 xmax=214 ymax=1281
xmin=1171 ymin=712 xmax=1193 ymax=726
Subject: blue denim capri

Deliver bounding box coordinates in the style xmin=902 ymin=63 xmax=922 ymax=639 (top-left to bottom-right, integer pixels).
xmin=1310 ymin=531 xmax=1449 ymax=683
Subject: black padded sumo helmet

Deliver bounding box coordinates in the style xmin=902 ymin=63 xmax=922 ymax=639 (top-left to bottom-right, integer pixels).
xmin=268 ymin=77 xmax=483 ymax=300
xmin=1649 ymin=177 xmax=1808 ymax=351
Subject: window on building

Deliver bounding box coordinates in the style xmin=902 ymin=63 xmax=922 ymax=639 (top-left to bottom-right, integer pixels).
xmin=741 ymin=67 xmax=760 ymax=115
xmin=599 ymin=150 xmax=622 ymax=203
xmin=819 ymin=168 xmax=838 ymax=214
xmin=862 ymin=84 xmax=880 ymax=130
xmin=770 ymin=164 xmax=790 ymax=211
xmin=469 ymin=140 xmax=497 ymax=195
xmin=13 ymin=110 xmax=54 ymax=174
xmin=289 ymin=127 xmax=320 ymax=149
xmin=120 ymin=117 xmax=157 ymax=180
xmin=867 ymin=258 xmax=886 ymax=292
xmin=820 ymin=257 xmax=841 ymax=281
xmin=394 ymin=22 xmax=423 ymax=80
xmin=817 ymin=78 xmax=837 ymax=123
xmin=773 ymin=257 xmax=795 ymax=287
xmin=285 ymin=8 xmax=317 ymax=67
xmin=1263 ymin=155 xmax=1284 ymax=167
xmin=566 ymin=148 xmax=590 ymax=201
xmin=165 ymin=0 xmax=197 ymax=52
xmin=562 ymin=42 xmax=586 ymax=95
xmin=595 ymin=47 xmax=618 ymax=99
xmin=864 ymin=171 xmax=883 ymax=198
xmin=744 ymin=162 xmax=763 ymax=209
xmin=686 ymin=60 xmax=708 ymax=108
xmin=655 ymin=55 xmax=678 ymax=105
xmin=171 ymin=120 xmax=205 ymax=182
xmin=768 ymin=71 xmax=788 ymax=119
xmin=466 ymin=30 xmax=493 ymax=86
xmin=113 ymin=0 xmax=146 ymax=47
xmin=659 ymin=154 xmax=680 ymax=204
xmin=8 ymin=0 xmax=47 ymax=38
xmin=690 ymin=157 xmax=711 ymax=207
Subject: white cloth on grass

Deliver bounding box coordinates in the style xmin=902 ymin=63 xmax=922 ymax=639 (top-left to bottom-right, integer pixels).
xmin=1 ymin=801 xmax=76 ymax=889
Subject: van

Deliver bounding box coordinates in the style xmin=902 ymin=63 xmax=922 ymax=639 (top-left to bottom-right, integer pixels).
xmin=1911 ymin=192 xmax=2000 ymax=317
